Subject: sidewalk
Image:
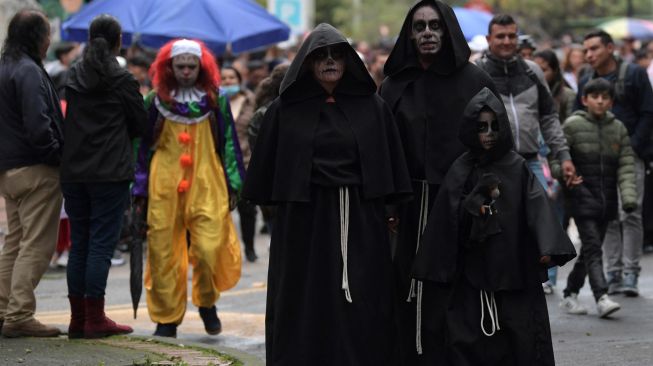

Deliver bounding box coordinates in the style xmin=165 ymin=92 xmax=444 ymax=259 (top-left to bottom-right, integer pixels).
xmin=0 ymin=334 xmax=264 ymax=366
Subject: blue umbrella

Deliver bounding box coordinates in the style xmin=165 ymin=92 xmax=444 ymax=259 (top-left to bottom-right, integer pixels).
xmin=453 ymin=7 xmax=493 ymax=41
xmin=62 ymin=0 xmax=291 ymax=54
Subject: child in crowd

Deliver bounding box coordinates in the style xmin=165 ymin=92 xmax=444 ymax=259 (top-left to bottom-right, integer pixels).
xmin=412 ymin=87 xmax=576 ymax=365
xmin=555 ymin=78 xmax=637 ymax=318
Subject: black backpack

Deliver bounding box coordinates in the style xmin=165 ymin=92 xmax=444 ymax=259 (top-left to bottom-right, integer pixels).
xmin=579 ymin=59 xmax=629 ymax=103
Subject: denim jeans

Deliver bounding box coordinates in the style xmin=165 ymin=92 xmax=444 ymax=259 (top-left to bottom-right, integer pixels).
xmin=62 ymin=181 xmax=129 ymax=298
xmin=526 ymin=158 xmax=559 ymax=285
xmin=602 ymin=156 xmax=645 ymax=276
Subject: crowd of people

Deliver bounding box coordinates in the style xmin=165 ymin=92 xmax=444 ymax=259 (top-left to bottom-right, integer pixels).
xmin=0 ymin=1 xmax=652 ymax=365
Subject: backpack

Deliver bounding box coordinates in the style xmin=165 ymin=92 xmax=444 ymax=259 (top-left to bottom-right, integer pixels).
xmin=579 ymin=59 xmax=629 ymax=103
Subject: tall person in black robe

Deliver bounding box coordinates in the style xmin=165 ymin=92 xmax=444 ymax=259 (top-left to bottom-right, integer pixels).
xmin=242 ymin=23 xmax=412 ymax=366
xmin=411 ymin=87 xmax=577 ymax=366
xmin=378 ymin=1 xmax=498 ymax=363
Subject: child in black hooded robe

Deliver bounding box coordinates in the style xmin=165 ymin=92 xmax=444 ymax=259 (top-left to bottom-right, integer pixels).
xmin=242 ymin=23 xmax=412 ymax=366
xmin=411 ymin=87 xmax=576 ymax=366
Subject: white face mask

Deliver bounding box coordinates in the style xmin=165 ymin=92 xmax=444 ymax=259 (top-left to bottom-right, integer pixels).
xmin=411 ymin=6 xmax=445 ymax=57
xmin=310 ymin=45 xmax=346 ymax=86
xmin=172 ymin=54 xmax=200 ymax=88
xmin=477 ymin=111 xmax=499 ymax=150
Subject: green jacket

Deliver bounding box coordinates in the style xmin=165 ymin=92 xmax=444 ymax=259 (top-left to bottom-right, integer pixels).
xmin=551 ymin=110 xmax=637 ymax=219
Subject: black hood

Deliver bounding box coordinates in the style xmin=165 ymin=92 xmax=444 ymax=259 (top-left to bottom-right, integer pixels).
xmin=459 ymin=87 xmax=513 ymax=162
xmin=384 ymin=0 xmax=470 ymax=77
xmin=66 ymin=57 xmax=131 ymax=93
xmin=279 ymin=23 xmax=376 ymax=101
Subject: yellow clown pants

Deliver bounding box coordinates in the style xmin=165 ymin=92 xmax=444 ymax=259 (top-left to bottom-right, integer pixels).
xmin=145 ymin=117 xmax=241 ymax=325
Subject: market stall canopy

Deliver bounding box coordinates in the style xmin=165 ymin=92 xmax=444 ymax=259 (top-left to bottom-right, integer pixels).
xmin=61 ymin=0 xmax=291 ymax=54
xmin=453 ymin=7 xmax=493 ymax=41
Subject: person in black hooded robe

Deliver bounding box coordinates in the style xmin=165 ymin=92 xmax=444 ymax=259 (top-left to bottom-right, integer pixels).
xmin=411 ymin=87 xmax=577 ymax=366
xmin=242 ymin=23 xmax=412 ymax=366
xmin=378 ymin=1 xmax=498 ymax=363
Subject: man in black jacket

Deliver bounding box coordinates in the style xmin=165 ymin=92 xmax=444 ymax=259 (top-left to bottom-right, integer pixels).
xmin=0 ymin=9 xmax=63 ymax=338
xmin=575 ymin=30 xmax=653 ymax=297
xmin=379 ymin=1 xmax=498 ymax=364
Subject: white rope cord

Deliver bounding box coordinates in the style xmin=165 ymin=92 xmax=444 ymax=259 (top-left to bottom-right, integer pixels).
xmin=415 ymin=280 xmax=424 ymax=354
xmin=407 ymin=181 xmax=430 ymax=302
xmin=339 ymin=187 xmax=352 ymax=303
xmin=405 ymin=181 xmax=429 ymax=355
xmin=480 ymin=290 xmax=501 ymax=337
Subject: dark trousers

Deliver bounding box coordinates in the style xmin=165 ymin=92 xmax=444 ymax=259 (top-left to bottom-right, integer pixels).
xmin=62 ymin=182 xmax=129 ymax=298
xmin=237 ymin=200 xmax=257 ymax=251
xmin=564 ymin=218 xmax=609 ymax=301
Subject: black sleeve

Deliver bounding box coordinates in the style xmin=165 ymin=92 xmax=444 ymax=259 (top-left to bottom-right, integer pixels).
xmin=120 ymin=76 xmax=148 ymax=139
xmin=241 ymin=100 xmax=281 ymax=205
xmin=630 ymin=66 xmax=653 ymax=160
xmin=17 ymin=63 xmax=62 ymax=165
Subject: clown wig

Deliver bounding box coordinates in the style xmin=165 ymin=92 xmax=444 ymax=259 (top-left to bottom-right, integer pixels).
xmin=150 ymin=39 xmax=221 ymax=106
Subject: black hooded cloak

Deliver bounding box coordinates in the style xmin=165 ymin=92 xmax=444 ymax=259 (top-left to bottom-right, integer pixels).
xmin=378 ymin=2 xmax=498 ymax=363
xmin=242 ymin=23 xmax=412 ymax=366
xmin=411 ymin=88 xmax=576 ymax=366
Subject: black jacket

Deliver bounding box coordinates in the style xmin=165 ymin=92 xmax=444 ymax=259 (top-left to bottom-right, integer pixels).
xmin=243 ymin=23 xmax=412 ymax=204
xmin=379 ymin=0 xmax=498 ymax=184
xmin=0 ymin=53 xmax=63 ymax=171
xmin=60 ymin=58 xmax=147 ymax=182
xmin=412 ymin=88 xmax=576 ymax=290
xmin=575 ymin=60 xmax=653 ymax=161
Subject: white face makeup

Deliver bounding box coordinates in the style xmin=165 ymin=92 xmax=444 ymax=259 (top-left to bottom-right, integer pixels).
xmin=172 ymin=54 xmax=200 ymax=88
xmin=411 ymin=6 xmax=445 ymax=57
xmin=310 ymin=45 xmax=346 ymax=88
xmin=477 ymin=110 xmax=499 ymax=150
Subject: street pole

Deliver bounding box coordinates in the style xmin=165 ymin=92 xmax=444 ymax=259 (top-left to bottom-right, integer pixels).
xmin=352 ymin=0 xmax=361 ymax=35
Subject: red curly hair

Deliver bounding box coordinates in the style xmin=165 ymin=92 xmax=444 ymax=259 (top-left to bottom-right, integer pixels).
xmin=149 ymin=39 xmax=221 ymax=107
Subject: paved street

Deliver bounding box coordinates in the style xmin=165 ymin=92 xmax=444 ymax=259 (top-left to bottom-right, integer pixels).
xmin=1 ymin=197 xmax=653 ymax=364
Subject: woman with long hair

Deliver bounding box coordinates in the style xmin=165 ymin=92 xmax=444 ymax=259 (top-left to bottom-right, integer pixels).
xmin=534 ymin=49 xmax=577 ymax=124
xmin=562 ymin=44 xmax=586 ymax=92
xmin=60 ymin=14 xmax=147 ymax=339
xmin=221 ymin=66 xmax=258 ymax=261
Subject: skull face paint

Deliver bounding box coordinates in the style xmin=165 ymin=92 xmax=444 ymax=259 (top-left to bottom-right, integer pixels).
xmin=310 ymin=45 xmax=346 ymax=87
xmin=411 ymin=5 xmax=445 ymax=57
xmin=478 ymin=110 xmax=499 ymax=150
xmin=172 ymin=54 xmax=200 ymax=88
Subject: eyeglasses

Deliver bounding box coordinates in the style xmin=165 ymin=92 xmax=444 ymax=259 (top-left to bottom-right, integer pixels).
xmin=311 ymin=45 xmax=346 ymax=61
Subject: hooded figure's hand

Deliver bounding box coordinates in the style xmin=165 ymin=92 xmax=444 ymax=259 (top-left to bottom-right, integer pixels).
xmin=463 ymin=173 xmax=501 ymax=216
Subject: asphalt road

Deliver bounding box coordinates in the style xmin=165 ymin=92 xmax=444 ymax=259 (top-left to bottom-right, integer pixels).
xmin=24 ymin=216 xmax=653 ymax=365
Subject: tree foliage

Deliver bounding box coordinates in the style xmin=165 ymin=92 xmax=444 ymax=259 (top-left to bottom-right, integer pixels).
xmin=257 ymin=0 xmax=653 ymax=43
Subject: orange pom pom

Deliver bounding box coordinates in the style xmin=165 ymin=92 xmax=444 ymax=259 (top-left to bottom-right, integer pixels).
xmin=177 ymin=179 xmax=190 ymax=193
xmin=178 ymin=132 xmax=191 ymax=145
xmin=179 ymin=153 xmax=193 ymax=168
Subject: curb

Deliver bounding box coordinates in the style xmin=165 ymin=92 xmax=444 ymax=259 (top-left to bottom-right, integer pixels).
xmin=126 ymin=335 xmax=265 ymax=366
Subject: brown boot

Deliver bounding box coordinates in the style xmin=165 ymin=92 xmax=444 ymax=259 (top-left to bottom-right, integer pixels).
xmin=68 ymin=295 xmax=85 ymax=339
xmin=1 ymin=317 xmax=61 ymax=338
xmin=84 ymin=297 xmax=132 ymax=338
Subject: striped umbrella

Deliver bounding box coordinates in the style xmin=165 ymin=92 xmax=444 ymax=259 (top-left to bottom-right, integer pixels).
xmin=598 ymin=17 xmax=653 ymax=40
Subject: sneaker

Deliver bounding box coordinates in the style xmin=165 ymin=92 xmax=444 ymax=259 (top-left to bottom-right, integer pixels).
xmin=153 ymin=323 xmax=177 ymax=338
xmin=542 ymin=282 xmax=554 ymax=295
xmin=1 ymin=317 xmax=61 ymax=338
xmin=198 ymin=306 xmax=222 ymax=335
xmin=596 ymin=294 xmax=621 ymax=318
xmin=606 ymin=271 xmax=622 ymax=295
xmin=559 ymin=293 xmax=588 ymax=315
xmin=621 ymin=273 xmax=639 ymax=297
xmin=56 ymin=250 xmax=69 ymax=268
xmin=110 ymin=250 xmax=125 ymax=267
